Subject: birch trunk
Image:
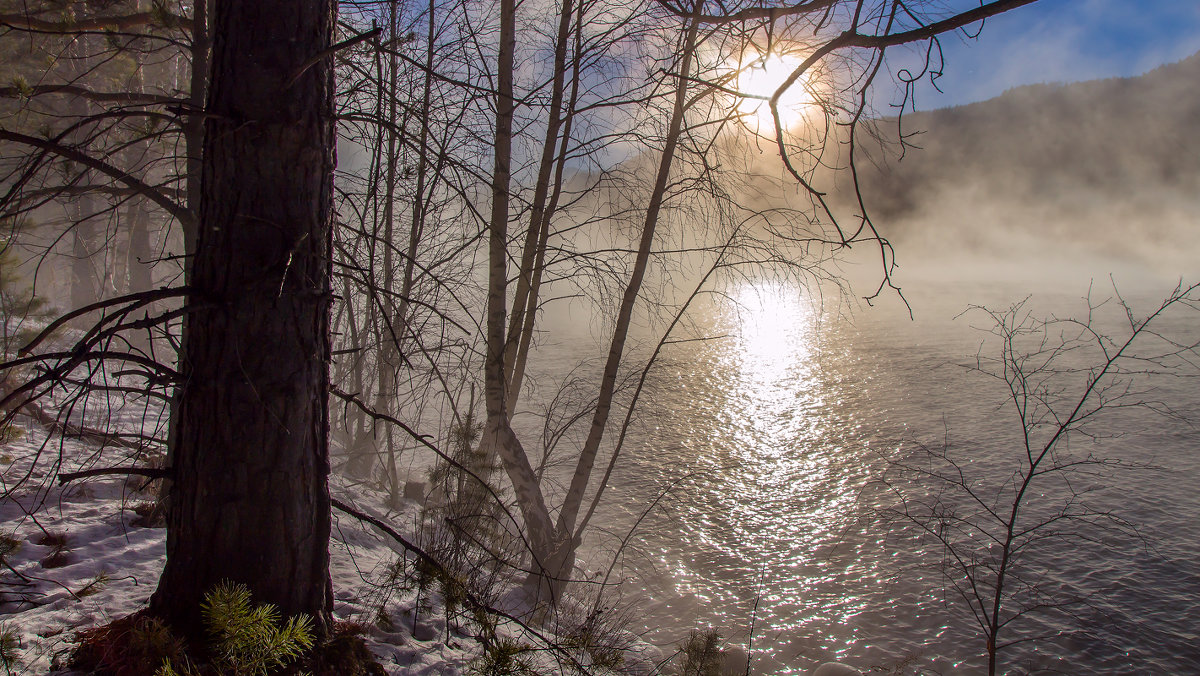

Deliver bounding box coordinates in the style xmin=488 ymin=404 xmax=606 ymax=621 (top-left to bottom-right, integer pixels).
xmin=502 ymin=0 xmax=575 ymax=410
xmin=506 ymin=0 xmax=586 ymax=413
xmin=549 ymin=6 xmax=704 ymax=584
xmin=483 ymin=0 xmax=563 ymax=597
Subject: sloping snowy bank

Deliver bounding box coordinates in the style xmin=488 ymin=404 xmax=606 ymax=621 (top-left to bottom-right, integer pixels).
xmin=0 ymin=404 xmax=674 ymax=675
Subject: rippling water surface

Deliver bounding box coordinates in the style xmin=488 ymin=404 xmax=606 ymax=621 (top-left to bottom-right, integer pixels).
xmin=566 ymin=280 xmax=1200 ymax=674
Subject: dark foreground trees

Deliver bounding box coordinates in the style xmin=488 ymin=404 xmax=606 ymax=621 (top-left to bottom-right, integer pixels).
xmin=0 ymin=0 xmax=1066 ymax=665
xmin=147 ymin=0 xmax=338 ymax=639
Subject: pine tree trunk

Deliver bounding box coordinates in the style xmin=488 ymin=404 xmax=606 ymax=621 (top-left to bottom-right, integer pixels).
xmin=150 ymin=0 xmax=337 ymax=640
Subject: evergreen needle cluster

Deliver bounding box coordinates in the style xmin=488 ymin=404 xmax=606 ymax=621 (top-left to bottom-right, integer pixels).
xmin=200 ymin=581 xmax=314 ymax=676
xmin=0 ymin=623 xmax=21 ymax=676
xmin=155 ymin=580 xmax=314 ymax=676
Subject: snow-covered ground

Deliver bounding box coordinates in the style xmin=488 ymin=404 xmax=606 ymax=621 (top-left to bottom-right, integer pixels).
xmin=0 ymin=416 xmax=452 ymax=674
xmin=0 ymin=394 xmax=666 ymax=675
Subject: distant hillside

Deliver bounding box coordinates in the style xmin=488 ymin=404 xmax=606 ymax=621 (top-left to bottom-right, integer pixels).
xmin=849 ymin=52 xmax=1200 ymax=272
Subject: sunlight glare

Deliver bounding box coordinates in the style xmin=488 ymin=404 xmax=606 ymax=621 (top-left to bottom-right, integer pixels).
xmin=729 ymin=280 xmax=814 ymax=383
xmin=733 ymin=52 xmax=812 ymax=131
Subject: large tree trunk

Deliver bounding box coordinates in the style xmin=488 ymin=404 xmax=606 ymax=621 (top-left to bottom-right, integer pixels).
xmin=150 ymin=0 xmax=337 ymax=640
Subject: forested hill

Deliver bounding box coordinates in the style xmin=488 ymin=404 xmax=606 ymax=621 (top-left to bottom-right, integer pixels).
xmin=853 ymin=51 xmax=1200 ymax=270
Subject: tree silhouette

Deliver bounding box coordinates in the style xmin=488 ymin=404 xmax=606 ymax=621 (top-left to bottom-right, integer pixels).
xmin=145 ymin=0 xmax=340 ymax=640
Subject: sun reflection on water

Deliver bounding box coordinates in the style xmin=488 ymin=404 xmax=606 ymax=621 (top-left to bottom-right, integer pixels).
xmin=721 ymin=280 xmax=827 ymax=465
xmin=598 ymin=285 xmax=1200 ymax=674
xmin=727 ymin=280 xmax=815 ymax=383
xmin=630 ymin=279 xmax=882 ymax=672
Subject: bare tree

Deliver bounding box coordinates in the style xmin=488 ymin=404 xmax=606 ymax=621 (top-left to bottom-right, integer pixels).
xmin=0 ymin=0 xmax=203 ymax=290
xmin=1 ymin=0 xmax=1062 ymax=651
xmin=329 ymin=0 xmax=490 ymax=512
xmin=318 ymin=3 xmax=1062 ymax=618
xmin=878 ymin=281 xmax=1200 ymax=675
xmin=0 ymin=1 xmax=201 ymax=500
xmin=467 ymin=0 xmax=1053 ymax=605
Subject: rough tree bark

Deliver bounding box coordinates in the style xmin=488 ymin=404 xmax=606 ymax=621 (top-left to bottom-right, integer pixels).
xmin=150 ymin=0 xmax=337 ymax=639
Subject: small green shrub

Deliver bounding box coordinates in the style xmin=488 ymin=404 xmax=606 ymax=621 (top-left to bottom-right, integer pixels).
xmin=69 ymin=613 xmax=187 ymax=676
xmin=131 ymin=501 xmax=166 ymax=528
xmin=33 ymin=531 xmax=67 ymax=547
xmin=36 ymin=531 xmax=70 ymax=569
xmin=40 ymin=550 xmax=70 ymax=568
xmin=199 ymin=580 xmax=315 ymax=676
xmin=366 ymin=556 xmax=408 ymax=632
xmin=373 ymin=605 xmax=395 ymax=632
xmin=0 ymin=623 xmax=21 ymax=676
xmin=125 ymin=451 xmax=168 ymax=498
xmin=1 ymin=231 xmax=56 ymax=360
xmin=77 ymin=571 xmax=110 ymax=598
xmin=675 ymin=628 xmax=725 ymax=676
xmin=71 ymin=595 xmax=346 ymax=676
xmin=127 ymin=617 xmax=187 ymax=674
xmin=0 ymin=423 xmax=21 ymax=445
xmin=7 ymin=75 xmax=33 ymax=99
xmin=0 ymin=533 xmax=20 ymax=563
xmin=153 ymin=656 xmax=200 ymax=676
xmin=470 ymin=638 xmax=539 ymax=675
xmin=562 ymin=608 xmax=629 ymax=671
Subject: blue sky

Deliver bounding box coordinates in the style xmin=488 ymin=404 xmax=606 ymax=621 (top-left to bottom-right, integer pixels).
xmin=887 ymin=0 xmax=1200 ymax=110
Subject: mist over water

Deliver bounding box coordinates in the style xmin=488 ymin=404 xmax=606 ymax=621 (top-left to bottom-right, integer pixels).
xmin=534 ymin=55 xmax=1200 ymax=674
xmin=341 ymin=47 xmax=1200 ymax=673
xmin=559 ymin=277 xmax=1199 ymax=675
xmin=854 ymin=53 xmax=1200 ymax=287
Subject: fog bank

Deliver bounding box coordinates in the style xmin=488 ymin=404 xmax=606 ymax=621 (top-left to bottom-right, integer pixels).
xmin=847 ymin=51 xmax=1200 ymax=287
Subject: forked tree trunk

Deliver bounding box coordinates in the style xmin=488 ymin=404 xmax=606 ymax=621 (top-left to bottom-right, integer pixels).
xmin=501 ymin=0 xmax=575 ymax=408
xmin=485 ymin=0 xmax=705 ymax=607
xmin=482 ymin=0 xmax=565 ymax=601
xmin=544 ymin=6 xmax=703 ymax=597
xmin=150 ymin=0 xmax=337 ymax=639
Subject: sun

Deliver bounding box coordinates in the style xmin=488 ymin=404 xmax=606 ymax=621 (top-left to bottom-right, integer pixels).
xmin=732 ymin=52 xmax=812 ymax=131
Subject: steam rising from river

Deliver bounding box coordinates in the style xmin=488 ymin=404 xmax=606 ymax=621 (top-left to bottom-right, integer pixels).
xmin=551 ymin=52 xmax=1200 ymax=674
xmin=844 ymin=53 xmax=1200 ymax=287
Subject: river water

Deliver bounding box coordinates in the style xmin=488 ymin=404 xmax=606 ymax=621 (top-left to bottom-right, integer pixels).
xmin=563 ymin=277 xmax=1200 ymax=674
